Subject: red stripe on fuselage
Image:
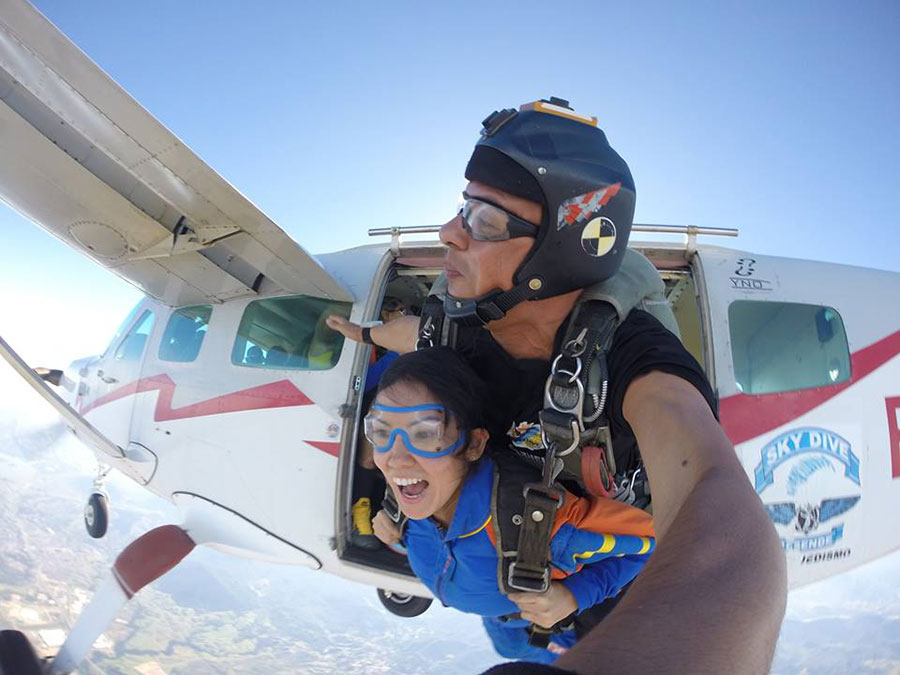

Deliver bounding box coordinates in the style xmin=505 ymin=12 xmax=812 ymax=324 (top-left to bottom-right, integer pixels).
xmin=887 ymin=397 xmax=900 ymax=479
xmin=80 ymin=374 xmax=314 ymax=421
xmin=304 ymin=441 xmax=340 ymax=457
xmin=720 ymin=329 xmax=900 ymax=446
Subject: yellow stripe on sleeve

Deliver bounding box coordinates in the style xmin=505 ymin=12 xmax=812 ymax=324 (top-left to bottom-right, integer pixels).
xmin=637 ymin=536 xmax=652 ymax=555
xmin=572 ymin=534 xmax=617 ymax=562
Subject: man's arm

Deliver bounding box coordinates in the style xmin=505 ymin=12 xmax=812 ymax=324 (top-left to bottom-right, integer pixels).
xmin=325 ymin=314 xmax=419 ymax=353
xmin=556 ymin=371 xmax=786 ymax=674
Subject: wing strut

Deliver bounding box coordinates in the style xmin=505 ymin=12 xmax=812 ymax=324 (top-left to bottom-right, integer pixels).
xmin=0 ymin=335 xmax=124 ymax=459
xmin=48 ymin=526 xmax=196 ymax=674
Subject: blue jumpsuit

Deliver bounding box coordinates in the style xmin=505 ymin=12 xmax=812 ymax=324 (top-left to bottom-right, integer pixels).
xmin=402 ymin=457 xmax=655 ymax=663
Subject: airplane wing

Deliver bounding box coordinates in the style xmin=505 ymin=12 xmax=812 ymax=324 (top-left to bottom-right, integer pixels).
xmin=0 ymin=1 xmax=349 ymax=307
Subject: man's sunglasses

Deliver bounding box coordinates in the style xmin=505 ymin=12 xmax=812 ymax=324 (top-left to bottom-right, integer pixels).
xmin=458 ymin=192 xmax=539 ymax=242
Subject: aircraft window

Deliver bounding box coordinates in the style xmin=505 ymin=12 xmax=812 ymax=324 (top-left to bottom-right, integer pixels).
xmin=101 ymin=301 xmax=142 ymax=357
xmin=114 ymin=310 xmax=155 ymax=362
xmin=728 ymin=301 xmax=851 ymax=395
xmin=159 ymin=305 xmax=213 ymax=362
xmin=231 ymin=296 xmax=352 ymax=370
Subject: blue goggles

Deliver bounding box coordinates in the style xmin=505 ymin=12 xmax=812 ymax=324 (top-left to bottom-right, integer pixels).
xmin=363 ymin=403 xmax=466 ymax=458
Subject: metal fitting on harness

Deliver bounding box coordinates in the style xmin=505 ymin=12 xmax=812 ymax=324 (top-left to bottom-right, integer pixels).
xmin=416 ymin=316 xmax=435 ymax=350
xmin=539 ymin=409 xmax=581 ymax=458
xmin=507 ymin=562 xmax=551 ymax=593
xmin=382 ymin=490 xmax=403 ymax=524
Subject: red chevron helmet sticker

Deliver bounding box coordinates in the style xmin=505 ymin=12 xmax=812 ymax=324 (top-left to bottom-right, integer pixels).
xmin=557 ymin=183 xmax=621 ymax=230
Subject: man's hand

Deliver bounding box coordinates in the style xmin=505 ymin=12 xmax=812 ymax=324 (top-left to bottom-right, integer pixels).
xmin=372 ymin=509 xmax=402 ymax=546
xmin=325 ymin=314 xmax=419 ymax=353
xmin=509 ymin=582 xmax=577 ymax=629
xmin=325 ymin=315 xmax=364 ymax=342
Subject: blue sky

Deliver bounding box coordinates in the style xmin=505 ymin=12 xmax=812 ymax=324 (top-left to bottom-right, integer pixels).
xmin=2 ymin=1 xmax=898 ymax=365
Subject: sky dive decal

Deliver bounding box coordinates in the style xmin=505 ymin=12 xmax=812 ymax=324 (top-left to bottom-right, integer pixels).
xmin=754 ymin=427 xmax=861 ymax=552
xmin=887 ymin=397 xmax=900 ymax=479
xmin=581 ymin=217 xmax=617 ymax=257
xmin=754 ymin=428 xmax=860 ymax=491
xmin=557 ymin=183 xmax=621 ymax=230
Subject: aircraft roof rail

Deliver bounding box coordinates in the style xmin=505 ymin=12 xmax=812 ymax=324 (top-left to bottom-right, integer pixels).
xmin=368 ymin=224 xmax=739 ymax=257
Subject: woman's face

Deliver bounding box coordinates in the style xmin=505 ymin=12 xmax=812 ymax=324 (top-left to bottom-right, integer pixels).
xmin=369 ymin=381 xmax=482 ymax=525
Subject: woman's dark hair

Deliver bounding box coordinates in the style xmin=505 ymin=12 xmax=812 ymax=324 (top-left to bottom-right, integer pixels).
xmin=376 ymin=347 xmax=487 ymax=434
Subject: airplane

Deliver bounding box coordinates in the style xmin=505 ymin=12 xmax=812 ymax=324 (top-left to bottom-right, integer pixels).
xmin=1 ymin=0 xmax=899 ymax=671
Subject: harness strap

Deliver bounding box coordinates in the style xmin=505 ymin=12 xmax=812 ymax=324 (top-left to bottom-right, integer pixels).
xmin=417 ymin=295 xmax=456 ymax=350
xmin=508 ymin=483 xmax=563 ymax=592
xmin=381 ymin=488 xmax=408 ymax=538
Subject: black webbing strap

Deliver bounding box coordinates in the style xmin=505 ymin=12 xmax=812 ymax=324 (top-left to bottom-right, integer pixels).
xmin=417 ymin=295 xmax=457 ymax=349
xmin=381 ymin=488 xmax=408 ymax=537
xmin=508 ymin=484 xmax=562 ymax=592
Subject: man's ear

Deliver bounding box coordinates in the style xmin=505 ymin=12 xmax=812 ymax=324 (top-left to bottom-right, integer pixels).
xmin=466 ymin=428 xmax=489 ymax=462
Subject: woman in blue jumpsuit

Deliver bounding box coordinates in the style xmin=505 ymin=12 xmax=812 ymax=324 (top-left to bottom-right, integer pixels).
xmin=366 ymin=348 xmax=655 ymax=664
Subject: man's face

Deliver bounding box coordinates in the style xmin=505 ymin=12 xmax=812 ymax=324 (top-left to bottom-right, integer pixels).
xmin=439 ymin=181 xmax=541 ymax=299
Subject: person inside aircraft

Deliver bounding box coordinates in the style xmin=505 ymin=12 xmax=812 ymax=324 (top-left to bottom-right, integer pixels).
xmin=245 ymin=345 xmax=264 ymax=365
xmin=265 ymin=345 xmax=288 ymax=367
xmin=329 ymin=98 xmax=786 ymax=672
xmin=367 ymin=347 xmax=655 ymax=663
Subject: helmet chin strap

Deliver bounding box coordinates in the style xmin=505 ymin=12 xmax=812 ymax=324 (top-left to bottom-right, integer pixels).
xmin=443 ymin=280 xmax=538 ymax=327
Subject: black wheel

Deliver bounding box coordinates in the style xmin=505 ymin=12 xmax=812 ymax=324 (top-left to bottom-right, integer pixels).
xmin=376 ymin=588 xmax=433 ymax=617
xmin=0 ymin=630 xmax=43 ymax=675
xmin=84 ymin=492 xmax=109 ymax=539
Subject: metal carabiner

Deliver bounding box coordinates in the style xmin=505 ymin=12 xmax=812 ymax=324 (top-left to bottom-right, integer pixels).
xmin=550 ymin=353 xmax=582 ymax=385
xmin=416 ymin=316 xmax=435 ymax=350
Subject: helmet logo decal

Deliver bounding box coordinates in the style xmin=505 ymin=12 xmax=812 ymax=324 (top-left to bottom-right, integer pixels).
xmin=581 ymin=217 xmax=617 ymax=257
xmin=557 ymin=183 xmax=621 ymax=231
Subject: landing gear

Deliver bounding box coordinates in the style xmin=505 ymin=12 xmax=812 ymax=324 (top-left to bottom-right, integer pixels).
xmin=0 ymin=630 xmax=43 ymax=675
xmin=85 ymin=465 xmax=111 ymax=539
xmin=376 ymin=588 xmax=433 ymax=617
xmin=84 ymin=492 xmax=109 ymax=539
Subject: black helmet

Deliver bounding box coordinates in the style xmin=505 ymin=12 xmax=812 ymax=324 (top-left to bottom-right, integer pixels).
xmin=445 ymin=97 xmax=635 ymax=325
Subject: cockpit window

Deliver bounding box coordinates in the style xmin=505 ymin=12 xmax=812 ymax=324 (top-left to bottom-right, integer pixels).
xmin=102 ymin=302 xmax=142 ymax=357
xmin=232 ymin=296 xmax=352 ymax=370
xmin=159 ymin=305 xmax=212 ymax=362
xmin=114 ymin=310 xmax=155 ymax=362
xmin=728 ymin=301 xmax=851 ymax=395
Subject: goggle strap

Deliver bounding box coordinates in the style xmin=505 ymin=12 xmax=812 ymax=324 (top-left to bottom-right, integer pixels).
xmin=371 ymin=403 xmax=445 ymax=414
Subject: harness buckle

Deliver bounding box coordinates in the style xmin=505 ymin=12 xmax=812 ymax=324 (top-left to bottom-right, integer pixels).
xmin=539 ymin=409 xmax=581 ymax=458
xmin=507 ymin=562 xmax=551 ymax=593
xmin=382 ymin=491 xmax=403 ymax=524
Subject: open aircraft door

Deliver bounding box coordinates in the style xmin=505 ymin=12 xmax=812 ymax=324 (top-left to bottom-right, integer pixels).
xmin=76 ymin=302 xmax=159 ymax=453
xmin=700 ymin=247 xmax=900 ymax=587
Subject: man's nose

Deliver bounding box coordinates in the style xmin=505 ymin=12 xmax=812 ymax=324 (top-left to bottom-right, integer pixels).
xmin=439 ymin=213 xmax=468 ymax=250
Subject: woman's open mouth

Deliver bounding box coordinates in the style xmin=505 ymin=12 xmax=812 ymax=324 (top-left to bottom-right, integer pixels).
xmin=394 ymin=477 xmax=429 ymax=502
